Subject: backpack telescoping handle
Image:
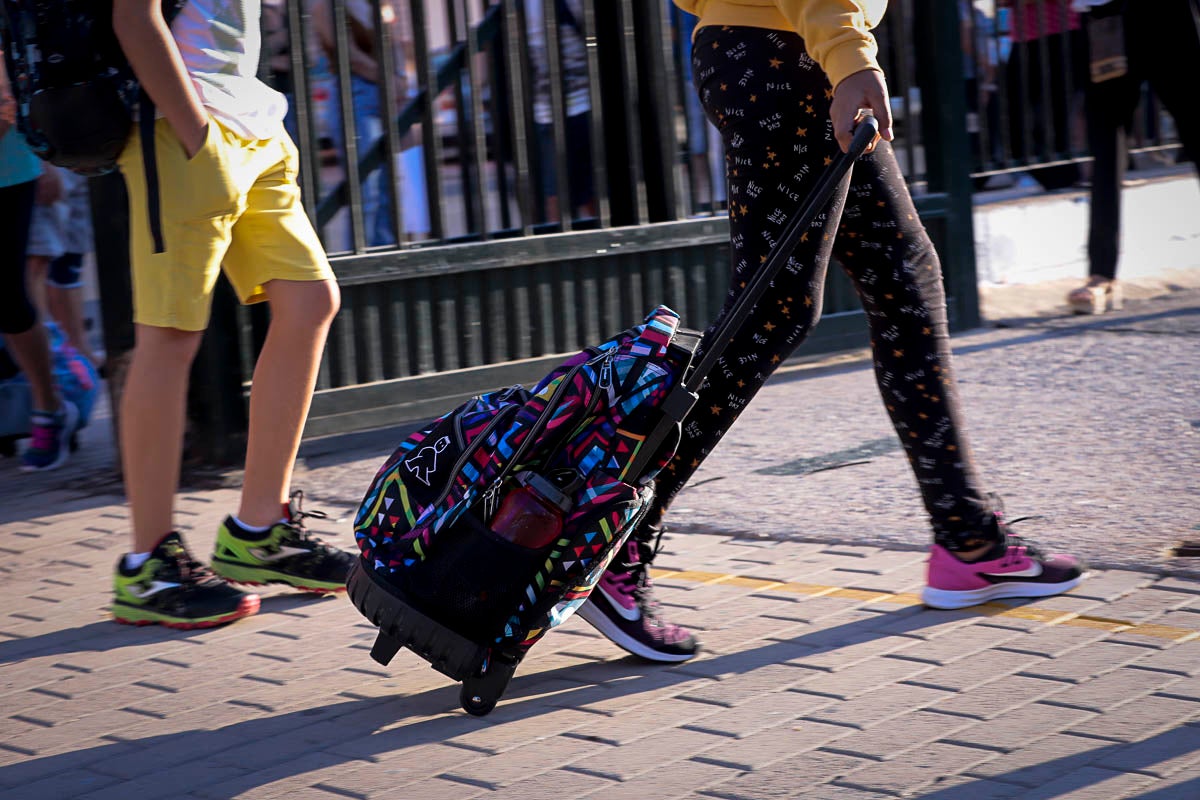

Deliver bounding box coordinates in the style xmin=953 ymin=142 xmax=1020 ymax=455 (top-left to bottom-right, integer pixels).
xmin=683 ymin=114 xmax=881 ymax=394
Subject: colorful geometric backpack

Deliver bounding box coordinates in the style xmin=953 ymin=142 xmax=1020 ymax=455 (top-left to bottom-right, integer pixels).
xmin=347 ymin=117 xmax=878 ymax=715
xmin=348 ymin=306 xmax=701 ymax=714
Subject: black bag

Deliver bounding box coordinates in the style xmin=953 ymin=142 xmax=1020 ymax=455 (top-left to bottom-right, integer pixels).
xmin=346 ymin=118 xmax=881 ymax=716
xmin=0 ymin=0 xmax=188 ymax=250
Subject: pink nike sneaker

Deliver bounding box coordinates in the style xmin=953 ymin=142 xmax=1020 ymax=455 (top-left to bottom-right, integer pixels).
xmin=576 ymin=531 xmax=700 ymax=662
xmin=921 ymin=538 xmax=1087 ymax=610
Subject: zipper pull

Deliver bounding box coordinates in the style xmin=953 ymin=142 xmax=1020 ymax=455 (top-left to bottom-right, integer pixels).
xmin=482 ymin=481 xmax=502 ymax=520
xmin=598 ymin=354 xmax=614 ymax=390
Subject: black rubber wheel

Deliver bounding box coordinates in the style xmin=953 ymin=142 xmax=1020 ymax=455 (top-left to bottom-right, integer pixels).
xmin=460 ymin=682 xmax=498 ymax=716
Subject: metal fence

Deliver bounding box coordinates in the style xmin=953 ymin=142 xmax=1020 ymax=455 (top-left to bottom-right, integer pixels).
xmin=210 ymin=0 xmax=982 ymax=446
xmin=78 ymin=2 xmax=985 ymax=460
xmin=958 ymin=0 xmax=1184 ymax=188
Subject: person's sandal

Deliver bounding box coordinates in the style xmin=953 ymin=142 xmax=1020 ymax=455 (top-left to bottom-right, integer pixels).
xmin=1067 ymin=277 xmax=1123 ymax=315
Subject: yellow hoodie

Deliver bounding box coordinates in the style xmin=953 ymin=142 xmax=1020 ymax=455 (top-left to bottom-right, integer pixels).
xmin=673 ymin=1 xmax=888 ymax=89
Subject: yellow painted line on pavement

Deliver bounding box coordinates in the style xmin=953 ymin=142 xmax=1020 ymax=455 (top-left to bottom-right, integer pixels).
xmin=651 ymin=567 xmax=1200 ymax=642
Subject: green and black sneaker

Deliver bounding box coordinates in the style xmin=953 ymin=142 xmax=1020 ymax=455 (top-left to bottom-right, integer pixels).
xmin=112 ymin=531 xmax=261 ymax=629
xmin=210 ymin=500 xmax=354 ymax=593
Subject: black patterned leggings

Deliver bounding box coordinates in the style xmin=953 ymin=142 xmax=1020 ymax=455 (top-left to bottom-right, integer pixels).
xmin=651 ymin=26 xmax=998 ymax=552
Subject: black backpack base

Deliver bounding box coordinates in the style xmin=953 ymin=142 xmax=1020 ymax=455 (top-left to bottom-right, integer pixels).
xmin=347 ymin=559 xmax=518 ymax=716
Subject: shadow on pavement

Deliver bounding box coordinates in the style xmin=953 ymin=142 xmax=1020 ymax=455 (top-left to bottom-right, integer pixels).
xmin=0 ymin=609 xmax=938 ymax=795
xmin=910 ymin=728 xmax=1199 ymax=800
xmin=4 ymin=605 xmax=1189 ymax=798
xmin=0 ymin=594 xmax=340 ymax=665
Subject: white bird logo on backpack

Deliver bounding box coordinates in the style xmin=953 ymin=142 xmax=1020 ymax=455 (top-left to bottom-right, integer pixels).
xmin=403 ymin=435 xmax=450 ymax=486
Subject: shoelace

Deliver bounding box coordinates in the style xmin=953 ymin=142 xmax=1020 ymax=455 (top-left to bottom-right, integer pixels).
xmin=283 ymin=490 xmax=339 ymax=554
xmin=987 ymin=493 xmax=1049 ymax=562
xmin=160 ymin=540 xmax=221 ymax=585
xmin=287 ymin=489 xmax=329 ymax=528
xmin=613 ymin=523 xmax=670 ymax=617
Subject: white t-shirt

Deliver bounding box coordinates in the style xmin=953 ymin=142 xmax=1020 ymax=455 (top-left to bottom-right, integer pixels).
xmin=172 ymin=0 xmax=288 ymax=140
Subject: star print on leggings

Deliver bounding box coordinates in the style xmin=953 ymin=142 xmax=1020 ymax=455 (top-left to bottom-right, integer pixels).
xmin=651 ymin=25 xmax=995 ymax=550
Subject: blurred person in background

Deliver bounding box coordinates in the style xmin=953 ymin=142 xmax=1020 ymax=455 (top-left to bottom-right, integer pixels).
xmin=524 ymin=0 xmax=595 ymax=224
xmin=1000 ymin=0 xmax=1088 ymax=190
xmin=0 ymin=52 xmax=81 ymax=470
xmin=1068 ymin=0 xmax=1200 ymax=314
xmin=313 ymin=0 xmax=428 ymax=246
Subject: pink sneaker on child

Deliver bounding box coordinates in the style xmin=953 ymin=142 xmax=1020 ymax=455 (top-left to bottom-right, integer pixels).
xmin=921 ymin=538 xmax=1086 ymax=610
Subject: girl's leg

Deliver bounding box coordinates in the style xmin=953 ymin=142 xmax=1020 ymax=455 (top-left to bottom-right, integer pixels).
xmin=579 ymin=26 xmax=852 ymax=662
xmin=831 ymin=139 xmax=997 ymax=551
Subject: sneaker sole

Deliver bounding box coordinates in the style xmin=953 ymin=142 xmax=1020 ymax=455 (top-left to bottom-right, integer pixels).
xmin=920 ymin=573 xmax=1089 ymax=610
xmin=112 ymin=594 xmax=261 ymax=629
xmin=210 ymin=558 xmax=348 ymax=593
xmin=574 ymin=601 xmax=698 ymax=663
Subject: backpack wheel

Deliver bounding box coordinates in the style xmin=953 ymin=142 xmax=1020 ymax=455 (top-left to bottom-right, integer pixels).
xmin=460 ymin=684 xmax=498 ymax=716
xmin=459 ymin=651 xmax=520 ymax=716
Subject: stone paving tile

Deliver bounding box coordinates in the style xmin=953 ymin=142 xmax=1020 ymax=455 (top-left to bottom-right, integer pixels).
xmin=560 ymin=728 xmax=726 ymax=782
xmin=1097 ymin=722 xmax=1200 ymax=779
xmin=698 ymin=749 xmax=876 ymax=799
xmin=901 ymin=648 xmax=1049 ymax=693
xmin=789 ymin=632 xmax=924 ymax=670
xmin=486 ymin=767 xmax=615 ymax=799
xmin=1066 ymin=695 xmax=1200 ymax=743
xmin=1019 ymin=765 xmax=1158 ymax=799
xmin=887 ymin=623 xmax=1025 ymax=665
xmin=682 ymin=689 xmax=840 ymax=739
xmin=2 ymin=768 xmax=122 ymax=800
xmin=690 ymin=720 xmax=857 ymax=772
xmin=821 ymin=709 xmax=978 ymax=760
xmin=802 ymin=683 xmax=953 ymax=730
xmin=1134 ymin=759 xmax=1200 ymax=799
xmin=1017 ymin=640 xmax=1159 ymax=683
xmin=575 ymin=758 xmax=740 ymax=800
xmin=964 ymin=732 xmax=1142 ymax=787
xmin=942 ymin=702 xmax=1100 ymax=752
xmin=795 ymin=652 xmax=937 ymax=699
xmin=833 ymin=740 xmax=998 ymax=795
xmin=1099 ymin=589 xmax=1197 ymax=624
xmin=1069 ymin=572 xmax=1158 ymax=602
xmin=436 ymin=733 xmax=612 ymax=788
xmin=926 ymin=673 xmax=1073 ymax=720
xmin=990 ymin=624 xmax=1114 ymax=658
xmin=1040 ymin=667 xmax=1187 ymax=712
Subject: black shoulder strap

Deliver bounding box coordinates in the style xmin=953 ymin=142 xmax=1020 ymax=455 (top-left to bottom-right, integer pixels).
xmin=141 ymin=0 xmax=190 ymax=254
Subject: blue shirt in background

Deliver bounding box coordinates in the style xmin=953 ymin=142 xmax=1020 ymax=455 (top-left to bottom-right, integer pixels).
xmin=0 ymin=129 xmax=43 ymax=188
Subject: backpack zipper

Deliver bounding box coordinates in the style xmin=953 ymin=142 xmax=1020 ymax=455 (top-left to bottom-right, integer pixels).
xmin=479 ymin=349 xmax=614 ymax=519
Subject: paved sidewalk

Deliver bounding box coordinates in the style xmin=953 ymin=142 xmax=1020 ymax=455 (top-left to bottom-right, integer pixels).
xmin=1 ymin=286 xmax=1198 ymax=799
xmin=0 ymin=494 xmax=1197 ymax=800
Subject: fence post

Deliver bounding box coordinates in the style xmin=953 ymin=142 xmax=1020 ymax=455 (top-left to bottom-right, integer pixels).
xmin=915 ymin=0 xmax=980 ymax=329
xmin=88 ymin=172 xmax=134 ymax=467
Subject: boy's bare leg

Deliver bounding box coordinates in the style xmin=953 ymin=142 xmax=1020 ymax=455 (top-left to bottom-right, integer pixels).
xmin=121 ymin=324 xmax=203 ymax=553
xmin=237 ymin=278 xmax=340 ymax=527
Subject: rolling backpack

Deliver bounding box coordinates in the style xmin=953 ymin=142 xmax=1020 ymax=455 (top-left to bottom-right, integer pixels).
xmin=346 ymin=117 xmax=881 ymax=715
xmin=0 ymin=0 xmax=188 ymax=252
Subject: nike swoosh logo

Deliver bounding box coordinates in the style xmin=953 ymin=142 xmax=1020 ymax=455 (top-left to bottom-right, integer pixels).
xmin=596 ymin=584 xmax=641 ymax=622
xmin=249 ymin=545 xmax=312 ymax=563
xmin=982 ymin=562 xmax=1043 ymax=579
xmin=125 ymin=580 xmax=181 ymax=599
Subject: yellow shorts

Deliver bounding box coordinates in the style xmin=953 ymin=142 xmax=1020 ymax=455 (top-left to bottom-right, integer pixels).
xmin=119 ymin=117 xmax=334 ymax=331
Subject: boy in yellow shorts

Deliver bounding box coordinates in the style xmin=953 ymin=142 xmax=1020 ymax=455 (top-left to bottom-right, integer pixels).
xmin=110 ymin=0 xmax=354 ymax=627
